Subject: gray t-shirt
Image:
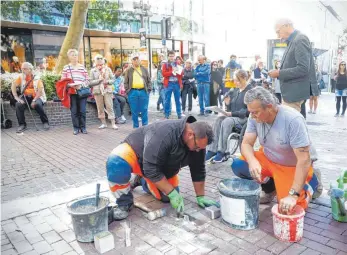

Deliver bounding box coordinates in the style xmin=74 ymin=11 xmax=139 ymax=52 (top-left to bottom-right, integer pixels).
xmin=246 ymin=105 xmax=311 ymax=166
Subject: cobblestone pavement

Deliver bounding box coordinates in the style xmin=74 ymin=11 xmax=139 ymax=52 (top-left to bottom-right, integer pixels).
xmin=1 ymin=93 xmax=347 ymax=254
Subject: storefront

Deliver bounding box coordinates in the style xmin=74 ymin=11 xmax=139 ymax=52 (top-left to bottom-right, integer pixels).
xmin=1 ymin=22 xmax=205 ymax=73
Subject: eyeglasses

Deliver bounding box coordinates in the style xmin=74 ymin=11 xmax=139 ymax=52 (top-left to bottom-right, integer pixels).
xmin=96 ymin=58 xmax=103 ymax=60
xmin=341 ymin=63 xmax=346 ymax=66
xmin=213 ymin=64 xmax=218 ymax=66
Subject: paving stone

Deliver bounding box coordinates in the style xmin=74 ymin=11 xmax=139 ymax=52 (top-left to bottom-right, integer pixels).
xmin=44 ymin=215 xmax=60 ymax=225
xmin=187 ymin=238 xmax=217 ymax=254
xmin=13 ymin=216 xmax=30 ymax=226
xmin=1 ymin=244 xmax=13 ymax=252
xmin=64 ymin=251 xmax=78 ymax=255
xmin=207 ymin=249 xmax=225 ymax=255
xmin=18 ymin=223 xmax=37 ymax=235
xmin=50 ymin=223 xmax=69 ymax=233
xmin=33 ymin=241 xmax=53 ymax=254
xmin=266 ymin=240 xmax=291 ymax=255
xmin=59 ymin=230 xmax=76 ymax=243
xmin=51 ymin=240 xmax=73 ymax=255
xmin=42 ymin=231 xmax=62 ymax=244
xmin=7 ymin=231 xmax=26 ymax=244
xmin=230 ymin=238 xmax=259 ymax=254
xmin=35 ymin=223 xmax=53 ymax=234
xmin=69 ymin=240 xmax=93 ymax=254
xmin=304 ymin=239 xmax=337 ymax=254
xmin=143 ymin=247 xmax=163 ymax=255
xmin=2 ymin=223 xmax=18 ymax=234
xmin=1 ymin=248 xmax=18 ymax=255
xmin=169 ymin=240 xmax=197 ymax=254
xmin=326 ymin=240 xmax=347 ymax=251
xmin=12 ymin=240 xmax=33 ymax=254
xmin=22 ymin=250 xmax=39 ymax=255
xmin=304 ymin=230 xmax=330 ymax=244
xmin=280 ymin=243 xmax=307 ymax=255
xmin=210 ymin=238 xmax=238 ymax=254
xmin=232 ymin=250 xmax=252 ymax=255
xmin=255 ymin=249 xmax=273 ymax=255
xmin=300 ymin=248 xmax=321 ymax=255
xmin=2 ymin=238 xmax=11 ymax=245
xmin=25 ymin=231 xmax=44 ymax=245
xmin=28 ymin=216 xmax=46 ymax=226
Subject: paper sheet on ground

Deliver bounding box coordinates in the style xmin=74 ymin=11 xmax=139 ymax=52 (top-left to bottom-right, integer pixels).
xmin=205 ymin=106 xmax=229 ymax=116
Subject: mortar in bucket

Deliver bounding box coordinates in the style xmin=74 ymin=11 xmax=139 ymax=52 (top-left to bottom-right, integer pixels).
xmin=272 ymin=204 xmax=305 ymax=242
xmin=218 ymin=178 xmax=261 ymax=230
xmin=67 ymin=196 xmax=109 ymax=242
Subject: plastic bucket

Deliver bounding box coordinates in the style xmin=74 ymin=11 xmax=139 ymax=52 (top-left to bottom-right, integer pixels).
xmin=218 ymin=178 xmax=261 ymax=230
xmin=67 ymin=196 xmax=109 ymax=242
xmin=272 ymin=204 xmax=305 ymax=242
xmin=330 ymin=170 xmax=347 ymax=222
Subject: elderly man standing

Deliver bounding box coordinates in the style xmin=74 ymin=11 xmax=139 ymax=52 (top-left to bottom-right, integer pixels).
xmin=106 ymin=116 xmax=219 ymax=220
xmin=124 ymin=53 xmax=151 ymax=128
xmin=231 ymin=87 xmax=319 ymax=214
xmin=195 ymin=55 xmax=211 ymax=116
xmin=269 ymin=18 xmax=314 ymax=113
xmin=11 ymin=62 xmax=49 ymax=133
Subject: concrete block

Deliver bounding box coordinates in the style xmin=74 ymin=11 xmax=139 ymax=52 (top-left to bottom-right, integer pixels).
xmin=205 ymin=206 xmax=221 ymax=219
xmin=94 ymin=231 xmax=114 ymax=254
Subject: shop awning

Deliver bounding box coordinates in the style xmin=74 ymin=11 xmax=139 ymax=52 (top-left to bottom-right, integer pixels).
xmin=312 ymin=48 xmax=328 ymax=57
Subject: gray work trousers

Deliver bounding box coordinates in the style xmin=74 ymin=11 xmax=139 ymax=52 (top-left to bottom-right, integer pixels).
xmin=207 ymin=116 xmax=247 ymax=153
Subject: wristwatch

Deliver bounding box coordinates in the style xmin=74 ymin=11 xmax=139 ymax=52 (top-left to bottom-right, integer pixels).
xmin=289 ymin=188 xmax=300 ymax=197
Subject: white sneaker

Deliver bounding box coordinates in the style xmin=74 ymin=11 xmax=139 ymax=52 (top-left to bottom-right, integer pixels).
xmin=121 ymin=115 xmax=126 ymax=121
xmin=99 ymin=124 xmax=107 ymax=129
xmin=312 ymin=111 xmax=316 ymax=114
xmin=181 ymin=112 xmax=186 ymax=117
xmin=188 ymin=111 xmax=192 ymax=115
xmin=138 ymin=117 xmax=142 ymax=121
xmin=308 ymin=110 xmax=312 ymax=114
xmin=112 ymin=124 xmax=119 ymax=130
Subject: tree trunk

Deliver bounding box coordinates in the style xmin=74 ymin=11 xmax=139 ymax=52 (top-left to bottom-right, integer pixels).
xmin=54 ymin=0 xmax=90 ymax=74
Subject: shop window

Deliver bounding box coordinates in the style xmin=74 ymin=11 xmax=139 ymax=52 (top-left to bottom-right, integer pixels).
xmin=90 ymin=37 xmax=121 ymax=71
xmin=1 ymin=28 xmax=33 ymax=73
xmin=121 ymin=38 xmax=140 ymax=65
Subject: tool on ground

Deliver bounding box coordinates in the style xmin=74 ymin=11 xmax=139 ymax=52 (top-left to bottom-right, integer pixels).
xmin=205 ymin=205 xmax=221 ymax=219
xmin=120 ymin=221 xmax=131 ymax=247
xmin=22 ymin=95 xmax=39 ymax=131
xmin=95 ymin=183 xmax=101 ymax=208
xmin=1 ymin=97 xmax=12 ymax=129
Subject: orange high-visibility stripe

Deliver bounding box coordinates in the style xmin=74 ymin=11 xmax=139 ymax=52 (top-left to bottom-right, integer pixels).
xmin=110 ymin=143 xmax=142 ymax=174
xmin=110 ymin=183 xmax=130 ymax=192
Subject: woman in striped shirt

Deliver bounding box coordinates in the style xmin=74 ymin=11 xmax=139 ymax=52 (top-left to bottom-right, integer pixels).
xmin=61 ymin=49 xmax=90 ymax=135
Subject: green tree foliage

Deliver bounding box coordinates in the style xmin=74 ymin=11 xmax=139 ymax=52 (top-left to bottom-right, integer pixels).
xmin=87 ymin=0 xmax=119 ymax=30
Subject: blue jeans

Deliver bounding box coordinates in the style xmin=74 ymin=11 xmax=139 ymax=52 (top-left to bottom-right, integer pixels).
xmin=164 ymin=82 xmax=181 ymax=118
xmin=197 ymin=82 xmax=210 ymax=114
xmin=128 ymin=89 xmax=149 ymax=128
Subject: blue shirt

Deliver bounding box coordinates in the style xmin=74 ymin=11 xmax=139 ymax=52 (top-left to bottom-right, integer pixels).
xmin=286 ymin=30 xmax=298 ymax=44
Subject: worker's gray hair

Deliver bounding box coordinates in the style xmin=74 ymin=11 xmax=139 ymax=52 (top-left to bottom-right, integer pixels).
xmin=21 ymin=62 xmax=34 ymax=71
xmin=67 ymin=49 xmax=78 ymax=56
xmin=244 ymin=87 xmax=277 ymax=108
xmin=190 ymin=121 xmax=214 ymax=145
xmin=185 ymin=59 xmax=192 ymax=64
xmin=275 ymin=18 xmax=294 ymax=27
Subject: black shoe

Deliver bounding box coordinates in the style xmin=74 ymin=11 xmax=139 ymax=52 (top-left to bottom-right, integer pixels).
xmin=73 ymin=129 xmax=79 ymax=135
xmin=157 ymin=104 xmax=160 ymax=111
xmin=43 ymin=123 xmax=50 ymax=130
xmin=81 ymin=128 xmax=88 ymax=134
xmin=113 ymin=204 xmax=133 ymax=221
xmin=16 ymin=125 xmax=27 ymax=133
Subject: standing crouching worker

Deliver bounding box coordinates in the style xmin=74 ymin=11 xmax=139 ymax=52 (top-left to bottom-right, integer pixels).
xmin=106 ymin=116 xmax=219 ymax=220
xmin=12 ymin=62 xmax=49 ymax=133
xmin=124 ymin=53 xmax=151 ymax=128
xmin=231 ymin=87 xmax=319 ymax=213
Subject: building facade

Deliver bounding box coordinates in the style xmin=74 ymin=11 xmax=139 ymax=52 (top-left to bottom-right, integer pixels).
xmin=1 ymin=0 xmax=206 ymax=72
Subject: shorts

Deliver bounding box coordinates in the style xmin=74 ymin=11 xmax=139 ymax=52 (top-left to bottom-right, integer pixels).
xmin=335 ymin=88 xmax=347 ymax=97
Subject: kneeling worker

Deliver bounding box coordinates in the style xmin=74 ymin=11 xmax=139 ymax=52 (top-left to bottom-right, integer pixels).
xmin=106 ymin=116 xmax=219 ymax=220
xmin=232 ymin=87 xmax=318 ymax=214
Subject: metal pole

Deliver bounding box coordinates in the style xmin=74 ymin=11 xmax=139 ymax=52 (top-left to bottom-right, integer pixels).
xmin=140 ymin=0 xmax=144 ymax=28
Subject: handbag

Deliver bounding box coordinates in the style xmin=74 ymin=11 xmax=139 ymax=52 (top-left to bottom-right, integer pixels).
xmin=69 ymin=65 xmax=91 ymax=99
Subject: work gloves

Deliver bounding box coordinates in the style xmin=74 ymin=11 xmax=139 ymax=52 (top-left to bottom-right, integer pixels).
xmin=196 ymin=196 xmax=220 ymax=209
xmin=168 ymin=189 xmax=184 ymax=213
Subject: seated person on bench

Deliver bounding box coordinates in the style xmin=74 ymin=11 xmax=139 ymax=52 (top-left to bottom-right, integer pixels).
xmin=11 ymin=62 xmax=49 ymax=133
xmin=231 ymin=87 xmax=318 ymax=213
xmin=205 ymin=69 xmax=252 ymax=163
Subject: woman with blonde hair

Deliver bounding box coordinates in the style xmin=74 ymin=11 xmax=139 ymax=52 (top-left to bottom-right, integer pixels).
xmin=61 ymin=49 xmax=90 ymax=135
xmin=89 ymin=54 xmax=117 ymax=129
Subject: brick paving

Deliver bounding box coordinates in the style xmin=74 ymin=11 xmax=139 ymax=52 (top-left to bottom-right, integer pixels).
xmin=1 ymin=93 xmax=347 ymax=254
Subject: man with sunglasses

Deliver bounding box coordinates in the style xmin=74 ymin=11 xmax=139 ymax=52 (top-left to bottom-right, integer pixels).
xmin=106 ymin=116 xmax=219 ymax=220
